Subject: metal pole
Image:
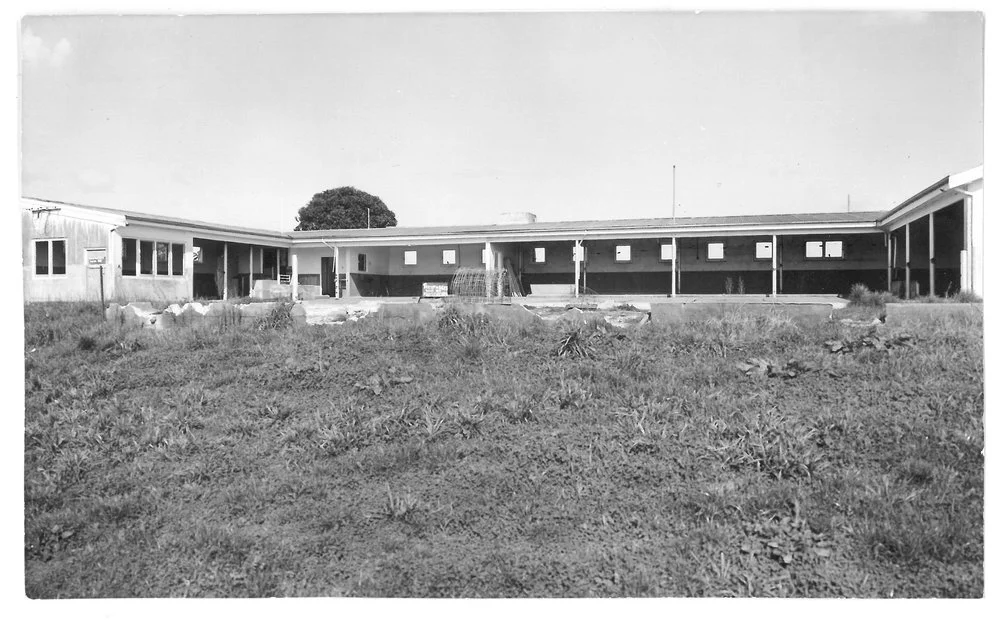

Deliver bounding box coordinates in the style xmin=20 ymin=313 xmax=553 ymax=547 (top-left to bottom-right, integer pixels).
xmin=223 ymin=242 xmax=229 ymax=300
xmin=367 ymin=208 xmax=371 ymax=229
xmin=672 ymin=165 xmax=676 ymax=222
xmin=99 ymin=265 xmax=105 ymax=310
xmin=291 ymin=253 xmax=299 ymax=300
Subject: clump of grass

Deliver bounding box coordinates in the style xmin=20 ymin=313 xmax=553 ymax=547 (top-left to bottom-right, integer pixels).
xmin=377 ymin=486 xmax=422 ymax=520
xmin=848 ymin=284 xmax=898 ymax=308
xmin=437 ymin=304 xmax=490 ymax=335
xmin=553 ymin=328 xmax=592 ymax=358
xmin=713 ymin=409 xmax=827 ymax=480
xmin=950 ymin=290 xmax=982 ymax=304
xmin=256 ymin=301 xmax=295 ymax=330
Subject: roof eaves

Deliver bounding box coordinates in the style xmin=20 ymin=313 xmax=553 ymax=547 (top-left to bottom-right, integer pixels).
xmin=124 ymin=213 xmax=291 ymax=240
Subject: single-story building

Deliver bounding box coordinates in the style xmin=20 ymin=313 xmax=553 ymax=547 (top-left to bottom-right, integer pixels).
xmin=21 ymin=165 xmax=983 ymax=303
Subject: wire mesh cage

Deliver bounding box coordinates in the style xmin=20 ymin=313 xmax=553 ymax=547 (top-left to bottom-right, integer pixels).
xmin=447 ymin=267 xmax=512 ymax=303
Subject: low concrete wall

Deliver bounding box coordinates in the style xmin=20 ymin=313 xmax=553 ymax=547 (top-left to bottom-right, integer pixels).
xmin=370 ymin=302 xmax=438 ymax=325
xmin=650 ymin=301 xmax=833 ymax=324
xmin=885 ymin=302 xmax=984 ymax=325
xmin=250 ymin=280 xmax=324 ymax=300
xmin=106 ymin=301 xmax=302 ymax=331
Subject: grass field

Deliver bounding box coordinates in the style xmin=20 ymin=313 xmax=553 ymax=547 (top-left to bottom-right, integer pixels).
xmin=23 ymin=302 xmax=983 ymax=598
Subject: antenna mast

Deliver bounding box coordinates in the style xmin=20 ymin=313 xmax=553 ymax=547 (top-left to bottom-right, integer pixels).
xmin=672 ymin=165 xmax=676 ymax=222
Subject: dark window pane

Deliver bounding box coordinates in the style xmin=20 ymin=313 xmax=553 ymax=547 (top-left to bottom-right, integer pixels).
xmin=172 ymin=244 xmax=184 ymax=275
xmin=35 ymin=241 xmax=49 ymax=275
xmin=122 ymin=238 xmax=136 ymax=276
xmin=140 ymin=240 xmax=154 ymax=275
xmin=357 ymin=253 xmax=367 ymax=272
xmin=52 ymin=241 xmax=66 ymax=275
xmin=156 ymin=242 xmax=169 ymax=275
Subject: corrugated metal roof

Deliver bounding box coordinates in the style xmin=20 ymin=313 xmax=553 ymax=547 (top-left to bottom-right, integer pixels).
xmin=288 ymin=210 xmax=886 ymax=240
xmin=22 ymin=195 xmax=885 ymax=241
xmin=22 ymin=196 xmax=291 ymax=240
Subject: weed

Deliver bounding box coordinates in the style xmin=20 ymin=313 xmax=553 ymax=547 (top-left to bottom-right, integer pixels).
xmin=555 ymin=374 xmax=591 ymax=410
xmin=376 ymin=486 xmax=422 ymax=521
xmin=256 ymin=301 xmax=295 ymax=330
xmin=554 ymin=328 xmax=593 ymax=358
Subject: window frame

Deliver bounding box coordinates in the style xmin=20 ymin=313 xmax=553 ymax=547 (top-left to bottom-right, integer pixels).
xmin=442 ymin=249 xmax=458 ymax=266
xmin=614 ymin=245 xmax=632 ymax=264
xmin=804 ymin=240 xmax=845 ymax=260
xmin=755 ymin=241 xmax=773 ymax=261
xmin=403 ymin=250 xmax=418 ymax=266
xmin=481 ymin=247 xmax=490 ymax=265
xmin=357 ymin=253 xmax=367 ymax=273
xmin=532 ymin=247 xmax=547 ymax=265
xmin=659 ymin=243 xmax=675 ymax=263
xmin=33 ymin=238 xmax=68 ymax=277
xmin=121 ymin=237 xmax=185 ymax=278
xmin=706 ymin=242 xmax=726 ymax=261
xmin=572 ymin=244 xmax=586 ymax=263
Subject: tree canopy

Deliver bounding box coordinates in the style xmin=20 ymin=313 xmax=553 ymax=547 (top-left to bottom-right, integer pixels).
xmin=294 ymin=187 xmax=397 ymax=231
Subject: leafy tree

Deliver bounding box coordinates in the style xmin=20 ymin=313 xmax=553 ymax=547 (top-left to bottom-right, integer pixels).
xmin=294 ymin=186 xmax=397 ymax=231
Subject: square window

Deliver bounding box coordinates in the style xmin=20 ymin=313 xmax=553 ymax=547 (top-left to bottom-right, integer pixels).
xmin=403 ymin=250 xmax=417 ymax=265
xmin=122 ymin=238 xmax=137 ymax=276
xmin=660 ymin=243 xmax=674 ymax=262
xmin=533 ymin=247 xmax=546 ymax=264
xmin=805 ymin=241 xmax=824 ymax=258
xmin=825 ymin=241 xmax=844 ymax=258
xmin=481 ymin=247 xmax=490 ymax=265
xmin=442 ymin=249 xmax=457 ymax=265
xmin=172 ymin=244 xmax=185 ymax=275
xmin=755 ymin=241 xmax=773 ymax=260
xmin=34 ymin=240 xmax=67 ymax=275
xmin=707 ymin=242 xmax=725 ymax=260
xmin=615 ymin=245 xmax=632 ymax=262
xmin=357 ymin=253 xmax=367 ymax=272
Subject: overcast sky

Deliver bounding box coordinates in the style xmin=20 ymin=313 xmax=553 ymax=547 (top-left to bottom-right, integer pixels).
xmin=20 ymin=12 xmax=983 ymax=231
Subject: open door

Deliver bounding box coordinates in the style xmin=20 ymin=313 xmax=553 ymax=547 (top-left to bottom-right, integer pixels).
xmin=321 ymin=256 xmax=336 ymax=296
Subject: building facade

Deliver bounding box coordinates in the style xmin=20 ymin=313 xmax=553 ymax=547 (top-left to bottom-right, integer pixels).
xmin=22 ymin=166 xmax=984 ymax=303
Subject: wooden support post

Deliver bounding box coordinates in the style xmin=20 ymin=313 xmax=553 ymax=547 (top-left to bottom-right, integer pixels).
xmin=670 ymin=237 xmax=677 ymax=297
xmin=574 ymin=239 xmax=582 ymax=298
xmin=929 ymin=212 xmax=936 ymax=297
xmin=291 ymin=253 xmax=299 ymax=300
xmin=223 ymin=242 xmax=229 ymax=300
xmin=334 ymin=246 xmax=341 ymax=299
xmin=905 ymin=222 xmax=911 ymax=299
xmin=484 ymin=242 xmax=494 ymax=298
xmin=886 ymin=233 xmax=892 ymax=293
xmin=771 ymin=234 xmax=777 ymax=297
xmin=962 ymin=195 xmax=972 ymax=293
